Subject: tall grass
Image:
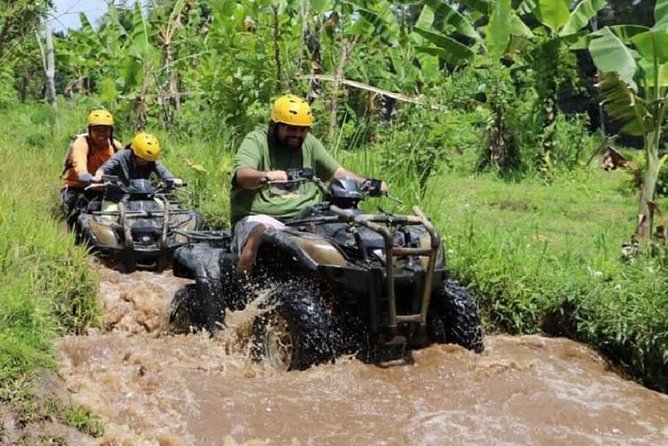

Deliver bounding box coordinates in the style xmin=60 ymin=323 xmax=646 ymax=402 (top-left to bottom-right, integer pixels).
xmin=0 ymin=102 xmax=100 ymax=435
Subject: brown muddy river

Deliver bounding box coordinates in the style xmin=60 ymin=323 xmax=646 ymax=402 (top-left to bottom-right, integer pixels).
xmin=56 ymin=267 xmax=668 ymax=445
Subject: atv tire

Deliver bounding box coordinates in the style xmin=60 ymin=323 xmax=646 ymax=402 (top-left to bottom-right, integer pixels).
xmin=428 ymin=279 xmax=484 ymax=353
xmin=251 ymin=280 xmax=333 ymax=371
xmin=169 ymin=284 xmax=198 ymax=334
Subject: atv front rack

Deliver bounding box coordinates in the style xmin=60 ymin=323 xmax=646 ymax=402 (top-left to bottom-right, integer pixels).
xmin=328 ymin=205 xmax=439 ymax=343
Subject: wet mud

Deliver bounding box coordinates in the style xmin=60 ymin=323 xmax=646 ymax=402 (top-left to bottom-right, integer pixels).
xmin=56 ymin=267 xmax=668 ymax=445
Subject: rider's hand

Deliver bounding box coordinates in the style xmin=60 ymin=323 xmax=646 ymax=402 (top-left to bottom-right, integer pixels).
xmin=172 ymin=178 xmax=184 ymax=187
xmin=77 ymin=172 xmax=94 ymax=184
xmin=362 ymin=178 xmax=388 ymax=196
xmin=264 ymin=170 xmax=288 ymax=182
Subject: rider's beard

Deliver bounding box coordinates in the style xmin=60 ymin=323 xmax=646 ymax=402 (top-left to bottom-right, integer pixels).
xmin=282 ymin=135 xmax=304 ymax=149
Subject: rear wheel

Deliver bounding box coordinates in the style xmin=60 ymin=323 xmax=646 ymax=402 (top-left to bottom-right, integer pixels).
xmin=428 ymin=279 xmax=484 ymax=353
xmin=251 ymin=280 xmax=333 ymax=371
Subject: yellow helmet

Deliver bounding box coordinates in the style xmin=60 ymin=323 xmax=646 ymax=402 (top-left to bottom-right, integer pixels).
xmin=131 ymin=132 xmax=161 ymax=162
xmin=87 ymin=109 xmax=114 ymax=127
xmin=270 ymin=94 xmax=314 ymax=126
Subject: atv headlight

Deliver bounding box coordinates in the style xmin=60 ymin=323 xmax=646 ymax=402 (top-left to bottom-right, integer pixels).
xmin=372 ymin=249 xmax=386 ymax=264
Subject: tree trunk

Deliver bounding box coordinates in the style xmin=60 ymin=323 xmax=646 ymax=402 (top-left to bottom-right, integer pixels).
xmin=44 ymin=20 xmax=56 ymax=109
xmin=297 ymin=0 xmax=308 ymax=76
xmin=272 ymin=5 xmax=284 ymax=92
xmin=327 ymin=38 xmax=353 ymax=144
xmin=636 ymin=128 xmax=662 ymax=239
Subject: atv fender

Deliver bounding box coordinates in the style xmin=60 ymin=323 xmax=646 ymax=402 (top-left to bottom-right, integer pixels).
xmin=261 ymin=228 xmax=347 ymax=270
xmin=173 ymin=244 xmax=230 ymax=332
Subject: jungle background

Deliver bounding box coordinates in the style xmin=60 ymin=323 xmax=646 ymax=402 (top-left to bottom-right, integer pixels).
xmin=1 ymin=0 xmax=667 ymax=441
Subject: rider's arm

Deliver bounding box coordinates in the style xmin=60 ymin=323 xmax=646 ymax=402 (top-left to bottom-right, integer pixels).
xmin=233 ymin=130 xmax=287 ymax=190
xmin=154 ymin=161 xmax=175 ymax=181
xmin=235 ymin=167 xmax=287 ymax=190
xmin=154 ymin=162 xmax=184 ymax=186
xmin=331 ymin=167 xmax=365 ymax=183
xmin=69 ymin=137 xmax=90 ymax=175
xmin=92 ymin=152 xmax=122 ymax=182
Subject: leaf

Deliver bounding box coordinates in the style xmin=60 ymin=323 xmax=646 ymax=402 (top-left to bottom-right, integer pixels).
xmin=517 ymin=0 xmax=536 ymax=16
xmin=487 ymin=0 xmax=511 ymax=59
xmin=458 ymin=0 xmax=491 ymax=14
xmin=638 ymin=59 xmax=668 ymax=88
xmin=413 ymin=3 xmax=434 ymax=32
xmin=185 ymin=159 xmax=207 ymax=173
xmin=631 ymin=31 xmax=668 ymax=65
xmin=597 ymin=72 xmax=650 ymax=136
xmin=654 ymin=0 xmax=668 ymax=32
xmin=509 ymin=14 xmax=534 ymax=38
xmin=99 ymin=77 xmax=118 ymax=104
xmin=355 ymin=2 xmax=401 ymax=47
xmin=589 ymin=27 xmax=638 ymax=91
xmin=415 ymin=45 xmax=473 ymax=66
xmin=422 ymin=0 xmax=480 ymax=40
xmin=590 ymin=25 xmax=649 ymax=44
xmin=535 ymin=0 xmax=570 ymax=34
xmin=560 ymin=0 xmax=607 ymax=37
xmin=413 ymin=27 xmax=475 ymax=64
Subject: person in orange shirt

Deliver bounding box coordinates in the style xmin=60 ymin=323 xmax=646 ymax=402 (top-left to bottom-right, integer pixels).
xmin=60 ymin=109 xmax=123 ymax=227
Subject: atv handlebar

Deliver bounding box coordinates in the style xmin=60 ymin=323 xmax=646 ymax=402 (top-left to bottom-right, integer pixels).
xmin=84 ymin=175 xmax=187 ymax=193
xmin=263 ymin=168 xmax=400 ymax=202
xmin=264 ymin=167 xmax=328 ymax=194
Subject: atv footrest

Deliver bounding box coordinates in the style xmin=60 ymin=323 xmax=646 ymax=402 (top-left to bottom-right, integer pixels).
xmin=372 ymin=335 xmax=407 ymax=363
xmin=395 ymin=314 xmax=423 ymax=323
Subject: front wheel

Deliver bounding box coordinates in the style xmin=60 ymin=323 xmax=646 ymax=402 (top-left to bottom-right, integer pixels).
xmin=251 ymin=281 xmax=333 ymax=371
xmin=169 ymin=284 xmax=199 ymax=334
xmin=428 ymin=279 xmax=484 ymax=353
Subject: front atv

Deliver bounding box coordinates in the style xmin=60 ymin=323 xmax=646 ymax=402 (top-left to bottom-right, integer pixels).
xmin=77 ymin=175 xmax=202 ymax=272
xmin=170 ymin=170 xmax=483 ymax=369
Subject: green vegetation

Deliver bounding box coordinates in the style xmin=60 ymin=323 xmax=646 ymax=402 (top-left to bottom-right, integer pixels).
xmin=0 ymin=103 xmax=102 ymax=439
xmin=424 ymin=169 xmax=668 ymax=391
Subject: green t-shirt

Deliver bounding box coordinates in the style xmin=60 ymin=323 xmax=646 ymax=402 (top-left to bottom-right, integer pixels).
xmin=230 ymin=127 xmax=341 ymax=226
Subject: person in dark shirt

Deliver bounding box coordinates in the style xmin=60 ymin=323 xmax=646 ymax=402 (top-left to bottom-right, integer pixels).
xmin=93 ymin=132 xmax=182 ymax=186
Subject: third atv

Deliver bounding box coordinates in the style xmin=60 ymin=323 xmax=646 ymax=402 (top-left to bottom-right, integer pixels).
xmin=170 ymin=169 xmax=484 ymax=370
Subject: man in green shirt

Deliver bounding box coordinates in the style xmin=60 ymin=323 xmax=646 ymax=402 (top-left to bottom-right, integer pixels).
xmin=231 ymin=94 xmax=387 ymax=274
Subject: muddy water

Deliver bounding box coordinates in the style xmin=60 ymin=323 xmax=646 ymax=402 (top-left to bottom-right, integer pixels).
xmin=57 ymin=267 xmax=668 ymax=446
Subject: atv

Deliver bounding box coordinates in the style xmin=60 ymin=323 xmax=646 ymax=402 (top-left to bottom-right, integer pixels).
xmin=170 ymin=169 xmax=484 ymax=370
xmin=76 ymin=175 xmax=202 ymax=272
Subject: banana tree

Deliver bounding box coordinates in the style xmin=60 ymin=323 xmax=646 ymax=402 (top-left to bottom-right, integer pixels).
xmin=409 ymin=0 xmax=530 ymax=170
xmin=529 ymin=0 xmax=607 ymax=157
xmin=412 ymin=0 xmax=605 ymax=170
xmin=589 ymin=0 xmax=668 ymax=242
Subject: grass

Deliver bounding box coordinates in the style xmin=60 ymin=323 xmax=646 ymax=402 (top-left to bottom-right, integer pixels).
xmin=0 ymin=102 xmax=102 ymax=440
xmin=423 ymin=167 xmax=668 ymax=391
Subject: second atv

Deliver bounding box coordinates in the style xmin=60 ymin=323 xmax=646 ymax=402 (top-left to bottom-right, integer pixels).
xmin=170 ymin=169 xmax=484 ymax=370
xmin=76 ymin=175 xmax=202 ymax=272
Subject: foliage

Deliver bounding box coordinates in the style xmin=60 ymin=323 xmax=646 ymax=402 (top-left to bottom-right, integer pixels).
xmin=0 ymin=102 xmax=100 ymax=398
xmin=0 ymin=0 xmax=51 ymax=59
xmin=588 ymin=0 xmax=668 ymax=240
xmin=0 ymin=64 xmax=18 ymax=108
xmin=421 ymin=166 xmax=668 ymax=392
